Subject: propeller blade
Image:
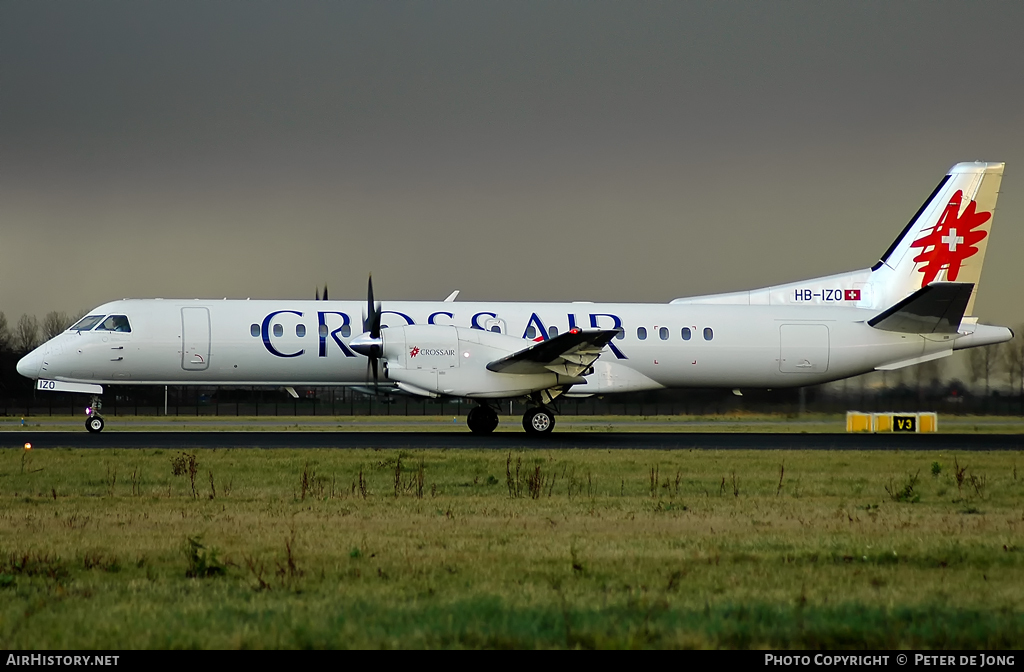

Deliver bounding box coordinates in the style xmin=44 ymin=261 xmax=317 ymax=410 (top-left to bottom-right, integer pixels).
xmin=322 ymin=284 xmax=328 ymax=301
xmin=367 ymin=275 xmax=374 ymax=319
xmin=365 ymin=275 xmax=374 ymax=332
xmin=365 ymin=275 xmax=382 ymax=338
xmin=315 ymin=287 xmax=320 ymax=301
xmin=353 ymin=273 xmax=384 ymax=395
xmin=363 ymin=357 xmax=380 ymax=394
xmin=371 ymin=302 xmax=381 ymax=339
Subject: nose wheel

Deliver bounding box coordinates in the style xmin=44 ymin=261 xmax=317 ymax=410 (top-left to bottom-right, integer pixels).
xmin=85 ymin=395 xmax=105 ymax=433
xmin=523 ymin=407 xmax=555 ymax=435
xmin=467 ymin=405 xmax=499 ymax=435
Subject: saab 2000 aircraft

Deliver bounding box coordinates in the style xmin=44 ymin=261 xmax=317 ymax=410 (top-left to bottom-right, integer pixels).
xmin=17 ymin=161 xmax=1013 ymax=434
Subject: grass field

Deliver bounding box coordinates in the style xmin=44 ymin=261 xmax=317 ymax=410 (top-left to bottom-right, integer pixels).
xmin=1 ymin=445 xmax=1023 ymax=649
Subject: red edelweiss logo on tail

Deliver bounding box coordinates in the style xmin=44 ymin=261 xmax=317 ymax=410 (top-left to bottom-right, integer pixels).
xmin=409 ymin=346 xmax=420 ymax=358
xmin=909 ymin=189 xmax=990 ymax=287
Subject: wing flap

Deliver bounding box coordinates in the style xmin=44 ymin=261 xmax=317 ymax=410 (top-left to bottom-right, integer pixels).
xmin=867 ymin=282 xmax=973 ymax=334
xmin=486 ymin=329 xmax=619 ymax=375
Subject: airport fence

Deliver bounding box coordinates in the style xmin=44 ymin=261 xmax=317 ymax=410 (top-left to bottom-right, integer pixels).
xmin=2 ymin=384 xmax=1024 ymax=418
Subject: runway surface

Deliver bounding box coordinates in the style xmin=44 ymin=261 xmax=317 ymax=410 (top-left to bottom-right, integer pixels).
xmin=3 ymin=431 xmax=1024 ymax=450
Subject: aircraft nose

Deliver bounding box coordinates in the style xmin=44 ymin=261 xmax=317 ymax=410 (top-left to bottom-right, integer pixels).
xmin=16 ymin=349 xmax=43 ymax=379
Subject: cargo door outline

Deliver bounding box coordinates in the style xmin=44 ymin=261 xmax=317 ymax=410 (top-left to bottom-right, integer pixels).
xmin=181 ymin=307 xmax=211 ymax=371
xmin=779 ymin=324 xmax=829 ymax=373
xmin=432 ymin=327 xmax=460 ymax=391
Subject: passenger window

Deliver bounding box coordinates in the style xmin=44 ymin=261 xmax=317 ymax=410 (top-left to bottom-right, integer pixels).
xmin=318 ymin=324 xmax=328 ymax=337
xmin=250 ymin=324 xmax=260 ymax=337
xmin=548 ymin=326 xmax=559 ymax=338
xmin=71 ymin=315 xmax=105 ymax=332
xmin=659 ymin=327 xmax=669 ymax=340
xmin=526 ymin=326 xmax=537 ymax=339
xmin=94 ymin=315 xmax=132 ymax=333
xmin=341 ymin=324 xmax=351 ymax=338
xmin=704 ymin=327 xmax=714 ymax=341
xmin=615 ymin=328 xmax=625 ymax=340
xmin=681 ymin=327 xmax=691 ymax=341
xmin=637 ymin=327 xmax=647 ymax=340
xmin=296 ymin=324 xmax=306 ymax=337
xmin=273 ymin=324 xmax=283 ymax=338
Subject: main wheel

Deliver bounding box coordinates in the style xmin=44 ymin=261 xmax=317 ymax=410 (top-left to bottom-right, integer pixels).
xmin=522 ymin=407 xmax=555 ymax=435
xmin=86 ymin=416 xmax=105 ymax=433
xmin=467 ymin=405 xmax=499 ymax=435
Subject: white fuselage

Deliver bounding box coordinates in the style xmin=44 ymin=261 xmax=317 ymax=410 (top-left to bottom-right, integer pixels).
xmin=20 ymin=297 xmax=973 ymax=396
xmin=17 ymin=161 xmax=1014 ymax=408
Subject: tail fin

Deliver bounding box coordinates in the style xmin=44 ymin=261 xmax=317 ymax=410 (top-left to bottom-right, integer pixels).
xmin=669 ymin=161 xmax=1003 ymax=314
xmin=867 ymin=161 xmax=1003 ymax=315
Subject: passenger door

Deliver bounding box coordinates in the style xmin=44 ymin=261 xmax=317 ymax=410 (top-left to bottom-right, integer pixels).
xmin=181 ymin=307 xmax=211 ymax=371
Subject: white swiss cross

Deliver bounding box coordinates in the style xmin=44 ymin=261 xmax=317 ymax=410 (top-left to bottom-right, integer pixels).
xmin=941 ymin=228 xmax=964 ymax=252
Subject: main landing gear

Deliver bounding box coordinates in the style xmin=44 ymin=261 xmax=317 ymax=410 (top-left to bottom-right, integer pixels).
xmin=467 ymin=405 xmax=500 ymax=435
xmin=522 ymin=407 xmax=555 ymax=435
xmin=85 ymin=395 xmax=105 ymax=433
xmin=466 ymin=404 xmax=556 ymax=435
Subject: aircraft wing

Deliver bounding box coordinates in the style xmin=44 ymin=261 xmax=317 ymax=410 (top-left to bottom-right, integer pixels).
xmin=486 ymin=329 xmax=620 ymax=376
xmin=867 ymin=282 xmax=974 ymax=334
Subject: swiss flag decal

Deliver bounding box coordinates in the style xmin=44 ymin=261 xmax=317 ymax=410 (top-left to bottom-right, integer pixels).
xmin=844 ymin=289 xmax=861 ymax=301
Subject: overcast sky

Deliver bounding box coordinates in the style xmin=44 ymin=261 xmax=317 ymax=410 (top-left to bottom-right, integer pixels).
xmin=3 ymin=2 xmax=1024 ymax=327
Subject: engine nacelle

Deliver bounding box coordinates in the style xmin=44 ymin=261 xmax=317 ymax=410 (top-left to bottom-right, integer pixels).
xmin=378 ymin=324 xmax=581 ymax=398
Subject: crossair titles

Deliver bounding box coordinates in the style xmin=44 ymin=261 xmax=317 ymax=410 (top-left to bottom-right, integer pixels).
xmin=258 ymin=309 xmax=629 ymax=360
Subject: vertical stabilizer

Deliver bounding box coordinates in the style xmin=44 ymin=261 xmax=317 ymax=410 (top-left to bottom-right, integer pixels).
xmin=867 ymin=161 xmax=1003 ymax=315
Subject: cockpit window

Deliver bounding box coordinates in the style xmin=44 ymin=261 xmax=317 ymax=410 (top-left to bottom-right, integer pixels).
xmin=94 ymin=315 xmax=132 ymax=333
xmin=70 ymin=315 xmax=106 ymax=332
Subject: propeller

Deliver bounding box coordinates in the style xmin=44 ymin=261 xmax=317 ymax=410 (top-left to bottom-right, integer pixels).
xmin=350 ymin=275 xmax=383 ymax=389
xmin=315 ymin=284 xmax=329 ymax=301
xmin=363 ymin=275 xmax=382 ymax=340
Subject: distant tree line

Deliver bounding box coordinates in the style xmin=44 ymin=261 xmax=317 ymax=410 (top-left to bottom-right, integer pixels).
xmin=0 ymin=310 xmax=83 ymax=355
xmin=973 ymin=324 xmax=1024 ymax=397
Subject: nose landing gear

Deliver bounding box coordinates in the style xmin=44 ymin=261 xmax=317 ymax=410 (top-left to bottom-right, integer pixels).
xmin=85 ymin=396 xmax=105 ymax=433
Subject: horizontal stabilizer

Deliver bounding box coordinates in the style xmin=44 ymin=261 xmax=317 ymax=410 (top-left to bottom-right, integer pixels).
xmin=867 ymin=282 xmax=973 ymax=334
xmin=487 ymin=329 xmax=619 ymax=375
xmin=875 ymin=348 xmax=953 ymax=371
